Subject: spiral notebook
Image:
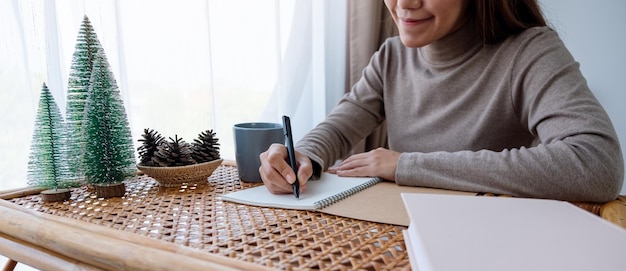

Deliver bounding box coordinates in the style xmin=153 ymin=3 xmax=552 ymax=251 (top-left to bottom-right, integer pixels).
xmin=221 ymin=173 xmax=381 ymax=211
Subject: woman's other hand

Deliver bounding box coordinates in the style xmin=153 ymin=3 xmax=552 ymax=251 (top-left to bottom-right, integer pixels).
xmin=328 ymin=147 xmax=400 ymax=181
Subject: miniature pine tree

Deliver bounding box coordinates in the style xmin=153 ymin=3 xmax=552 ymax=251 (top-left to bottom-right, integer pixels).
xmin=137 ymin=128 xmax=165 ymax=166
xmin=27 ymin=83 xmax=76 ymax=189
xmin=82 ymin=49 xmax=136 ymax=184
xmin=65 ymin=15 xmax=104 ymax=182
xmin=192 ymin=129 xmax=221 ymax=163
xmin=153 ymin=135 xmax=196 ymax=167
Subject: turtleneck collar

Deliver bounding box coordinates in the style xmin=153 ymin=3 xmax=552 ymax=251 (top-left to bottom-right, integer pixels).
xmin=418 ymin=22 xmax=482 ymax=67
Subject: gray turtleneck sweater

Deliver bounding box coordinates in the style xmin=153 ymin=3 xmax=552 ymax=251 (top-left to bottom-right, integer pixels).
xmin=296 ymin=24 xmax=623 ymax=203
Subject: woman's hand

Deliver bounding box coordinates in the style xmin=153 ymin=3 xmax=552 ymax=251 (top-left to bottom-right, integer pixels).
xmin=328 ymin=147 xmax=400 ymax=181
xmin=259 ymin=143 xmax=313 ymax=194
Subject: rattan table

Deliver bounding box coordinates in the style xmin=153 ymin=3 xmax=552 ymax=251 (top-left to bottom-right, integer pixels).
xmin=1 ymin=162 xmax=625 ymax=271
xmin=0 ymin=162 xmax=410 ymax=271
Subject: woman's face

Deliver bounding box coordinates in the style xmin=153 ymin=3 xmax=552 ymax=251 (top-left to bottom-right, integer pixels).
xmin=384 ymin=0 xmax=470 ymax=47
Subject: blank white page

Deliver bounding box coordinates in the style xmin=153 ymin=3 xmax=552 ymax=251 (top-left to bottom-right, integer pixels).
xmin=221 ymin=174 xmax=379 ymax=210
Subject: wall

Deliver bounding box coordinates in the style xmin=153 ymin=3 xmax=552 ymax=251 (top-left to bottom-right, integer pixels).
xmin=540 ymin=0 xmax=626 ymax=195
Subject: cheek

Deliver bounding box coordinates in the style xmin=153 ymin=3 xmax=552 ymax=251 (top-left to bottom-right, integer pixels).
xmin=384 ymin=0 xmax=397 ymax=17
xmin=385 ymin=2 xmax=398 ymax=25
xmin=429 ymin=0 xmax=465 ymax=22
xmin=431 ymin=7 xmax=466 ymax=36
xmin=440 ymin=3 xmax=467 ymax=27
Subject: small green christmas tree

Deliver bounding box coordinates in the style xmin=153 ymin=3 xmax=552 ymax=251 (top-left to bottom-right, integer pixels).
xmin=65 ymin=15 xmax=104 ymax=182
xmin=82 ymin=49 xmax=136 ymax=185
xmin=27 ymin=83 xmax=76 ymax=189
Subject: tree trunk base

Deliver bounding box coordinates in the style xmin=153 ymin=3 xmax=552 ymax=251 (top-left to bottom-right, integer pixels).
xmin=94 ymin=183 xmax=126 ymax=198
xmin=40 ymin=188 xmax=71 ymax=202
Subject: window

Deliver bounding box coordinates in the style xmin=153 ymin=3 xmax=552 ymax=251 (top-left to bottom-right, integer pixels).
xmin=1 ymin=0 xmax=347 ymax=190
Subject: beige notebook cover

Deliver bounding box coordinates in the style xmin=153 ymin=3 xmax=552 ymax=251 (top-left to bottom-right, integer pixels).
xmin=222 ymin=173 xmax=473 ymax=226
xmin=320 ymin=182 xmax=473 ymax=226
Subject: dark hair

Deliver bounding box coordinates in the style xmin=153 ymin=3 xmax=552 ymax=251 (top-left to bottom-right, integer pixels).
xmin=469 ymin=0 xmax=547 ymax=44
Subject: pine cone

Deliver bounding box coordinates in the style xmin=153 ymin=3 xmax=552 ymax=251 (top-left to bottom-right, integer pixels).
xmin=153 ymin=135 xmax=196 ymax=167
xmin=137 ymin=128 xmax=165 ymax=166
xmin=192 ymin=129 xmax=221 ymax=163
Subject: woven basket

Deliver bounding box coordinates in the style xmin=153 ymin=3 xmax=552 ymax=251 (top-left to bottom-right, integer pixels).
xmin=137 ymin=159 xmax=223 ymax=187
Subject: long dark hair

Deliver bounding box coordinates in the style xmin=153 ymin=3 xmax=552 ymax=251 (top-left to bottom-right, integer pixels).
xmin=469 ymin=0 xmax=547 ymax=44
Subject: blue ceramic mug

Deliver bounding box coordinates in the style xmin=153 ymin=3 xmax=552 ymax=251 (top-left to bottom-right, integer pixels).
xmin=233 ymin=122 xmax=284 ymax=182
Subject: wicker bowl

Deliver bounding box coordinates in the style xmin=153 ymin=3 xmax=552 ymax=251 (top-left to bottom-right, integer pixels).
xmin=137 ymin=159 xmax=223 ymax=187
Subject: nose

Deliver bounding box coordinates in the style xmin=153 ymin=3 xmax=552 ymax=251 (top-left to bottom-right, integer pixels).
xmin=397 ymin=0 xmax=422 ymax=9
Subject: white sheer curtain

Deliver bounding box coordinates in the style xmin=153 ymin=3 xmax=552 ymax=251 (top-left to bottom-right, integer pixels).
xmin=0 ymin=0 xmax=347 ymax=190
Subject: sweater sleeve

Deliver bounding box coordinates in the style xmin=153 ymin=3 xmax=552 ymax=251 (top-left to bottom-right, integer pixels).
xmin=396 ymin=29 xmax=623 ymax=202
xmin=295 ymin=42 xmax=389 ymax=171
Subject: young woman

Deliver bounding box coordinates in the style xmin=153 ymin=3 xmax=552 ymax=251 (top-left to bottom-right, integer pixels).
xmin=259 ymin=0 xmax=623 ymax=202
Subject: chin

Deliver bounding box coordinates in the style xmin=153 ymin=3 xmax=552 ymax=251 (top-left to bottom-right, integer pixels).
xmin=399 ymin=36 xmax=429 ymax=48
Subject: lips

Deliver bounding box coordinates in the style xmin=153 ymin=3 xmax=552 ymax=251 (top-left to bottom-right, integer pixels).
xmin=400 ymin=17 xmax=432 ymax=24
xmin=399 ymin=16 xmax=433 ymax=27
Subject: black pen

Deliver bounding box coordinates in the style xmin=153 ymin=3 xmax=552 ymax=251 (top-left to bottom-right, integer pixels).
xmin=282 ymin=115 xmax=300 ymax=199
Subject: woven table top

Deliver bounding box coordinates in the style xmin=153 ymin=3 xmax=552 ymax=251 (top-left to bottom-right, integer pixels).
xmin=7 ymin=164 xmax=410 ymax=271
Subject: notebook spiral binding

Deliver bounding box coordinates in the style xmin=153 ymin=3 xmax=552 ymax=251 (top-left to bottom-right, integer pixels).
xmin=313 ymin=178 xmax=382 ymax=209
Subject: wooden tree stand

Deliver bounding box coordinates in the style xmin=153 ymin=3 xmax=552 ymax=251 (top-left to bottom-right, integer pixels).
xmin=40 ymin=189 xmax=71 ymax=202
xmin=93 ymin=183 xmax=126 ymax=198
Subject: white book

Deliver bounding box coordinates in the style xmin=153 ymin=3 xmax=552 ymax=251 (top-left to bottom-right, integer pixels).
xmin=221 ymin=173 xmax=380 ymax=210
xmin=401 ymin=193 xmax=626 ymax=271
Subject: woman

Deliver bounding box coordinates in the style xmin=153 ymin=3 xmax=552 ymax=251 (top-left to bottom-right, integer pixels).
xmin=259 ymin=0 xmax=623 ymax=202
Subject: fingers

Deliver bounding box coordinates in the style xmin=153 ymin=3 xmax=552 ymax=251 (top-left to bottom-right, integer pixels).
xmin=295 ymin=152 xmax=313 ymax=186
xmin=259 ymin=144 xmax=291 ymax=194
xmin=328 ymin=152 xmax=368 ymax=173
xmin=259 ymin=143 xmax=312 ymax=194
xmin=328 ymin=148 xmax=400 ymax=180
xmin=331 ymin=159 xmax=371 ymax=177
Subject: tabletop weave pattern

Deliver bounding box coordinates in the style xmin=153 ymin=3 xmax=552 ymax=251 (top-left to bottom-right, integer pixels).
xmin=8 ymin=164 xmax=410 ymax=271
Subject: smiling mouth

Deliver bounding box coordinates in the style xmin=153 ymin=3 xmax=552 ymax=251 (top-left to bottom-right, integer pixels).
xmin=400 ymin=17 xmax=432 ymax=25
